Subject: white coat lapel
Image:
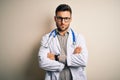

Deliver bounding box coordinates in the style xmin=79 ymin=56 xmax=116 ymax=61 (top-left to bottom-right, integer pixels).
xmin=54 ymin=36 xmax=61 ymax=55
xmin=67 ymin=29 xmax=75 ymax=65
xmin=67 ymin=29 xmax=74 ymax=53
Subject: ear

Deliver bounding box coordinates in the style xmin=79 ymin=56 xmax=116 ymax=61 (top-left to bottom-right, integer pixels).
xmin=70 ymin=17 xmax=72 ymax=22
xmin=54 ymin=16 xmax=57 ymax=22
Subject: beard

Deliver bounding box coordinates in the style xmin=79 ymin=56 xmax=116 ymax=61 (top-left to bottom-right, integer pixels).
xmin=56 ymin=24 xmax=69 ymax=32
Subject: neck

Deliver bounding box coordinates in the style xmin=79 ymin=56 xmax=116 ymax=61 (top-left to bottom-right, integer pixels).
xmin=59 ymin=30 xmax=67 ymax=36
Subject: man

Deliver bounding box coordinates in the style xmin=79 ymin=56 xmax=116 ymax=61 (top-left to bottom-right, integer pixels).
xmin=38 ymin=4 xmax=88 ymax=80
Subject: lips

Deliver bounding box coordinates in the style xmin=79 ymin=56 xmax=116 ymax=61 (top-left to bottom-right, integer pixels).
xmin=61 ymin=26 xmax=65 ymax=29
xmin=61 ymin=24 xmax=65 ymax=27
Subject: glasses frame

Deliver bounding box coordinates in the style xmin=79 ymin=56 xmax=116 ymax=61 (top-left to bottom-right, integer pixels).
xmin=56 ymin=16 xmax=71 ymax=22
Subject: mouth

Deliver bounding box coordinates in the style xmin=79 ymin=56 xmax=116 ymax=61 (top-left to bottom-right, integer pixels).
xmin=61 ymin=24 xmax=65 ymax=27
xmin=61 ymin=26 xmax=65 ymax=29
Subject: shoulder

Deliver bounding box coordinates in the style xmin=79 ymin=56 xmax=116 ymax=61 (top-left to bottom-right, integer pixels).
xmin=40 ymin=32 xmax=51 ymax=45
xmin=71 ymin=29 xmax=86 ymax=42
xmin=71 ymin=29 xmax=85 ymax=39
xmin=77 ymin=33 xmax=85 ymax=39
xmin=41 ymin=29 xmax=56 ymax=43
xmin=42 ymin=29 xmax=56 ymax=39
xmin=42 ymin=33 xmax=50 ymax=38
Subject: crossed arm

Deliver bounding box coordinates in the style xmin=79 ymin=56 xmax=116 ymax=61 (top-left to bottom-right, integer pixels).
xmin=39 ymin=34 xmax=88 ymax=71
xmin=47 ymin=46 xmax=82 ymax=61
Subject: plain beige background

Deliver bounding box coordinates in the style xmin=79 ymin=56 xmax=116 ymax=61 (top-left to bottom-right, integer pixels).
xmin=0 ymin=0 xmax=120 ymax=80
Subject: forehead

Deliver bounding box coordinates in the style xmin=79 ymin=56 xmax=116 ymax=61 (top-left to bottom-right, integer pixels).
xmin=56 ymin=11 xmax=71 ymax=17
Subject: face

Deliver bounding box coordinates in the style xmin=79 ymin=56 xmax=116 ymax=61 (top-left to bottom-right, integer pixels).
xmin=54 ymin=11 xmax=72 ymax=32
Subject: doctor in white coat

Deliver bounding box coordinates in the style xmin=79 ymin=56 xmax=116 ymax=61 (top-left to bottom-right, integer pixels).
xmin=38 ymin=4 xmax=88 ymax=80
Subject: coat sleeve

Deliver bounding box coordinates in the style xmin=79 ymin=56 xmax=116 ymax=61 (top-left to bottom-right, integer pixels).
xmin=38 ymin=35 xmax=64 ymax=71
xmin=67 ymin=34 xmax=88 ymax=67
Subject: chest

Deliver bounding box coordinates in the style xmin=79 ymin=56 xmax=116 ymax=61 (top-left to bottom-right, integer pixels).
xmin=48 ymin=36 xmax=75 ymax=55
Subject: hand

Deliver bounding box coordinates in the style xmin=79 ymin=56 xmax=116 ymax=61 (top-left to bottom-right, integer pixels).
xmin=47 ymin=53 xmax=55 ymax=60
xmin=73 ymin=46 xmax=82 ymax=54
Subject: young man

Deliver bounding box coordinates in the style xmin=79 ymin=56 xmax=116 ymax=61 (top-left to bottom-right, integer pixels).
xmin=38 ymin=4 xmax=88 ymax=80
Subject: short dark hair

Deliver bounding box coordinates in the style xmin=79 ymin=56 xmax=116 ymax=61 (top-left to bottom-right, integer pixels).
xmin=55 ymin=4 xmax=72 ymax=15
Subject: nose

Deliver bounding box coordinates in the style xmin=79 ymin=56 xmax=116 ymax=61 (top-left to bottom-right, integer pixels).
xmin=61 ymin=19 xmax=65 ymax=23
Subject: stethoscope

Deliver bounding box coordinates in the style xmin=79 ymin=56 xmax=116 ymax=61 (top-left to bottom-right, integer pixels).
xmin=44 ymin=28 xmax=76 ymax=48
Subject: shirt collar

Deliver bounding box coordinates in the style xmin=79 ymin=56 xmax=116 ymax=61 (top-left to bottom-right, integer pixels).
xmin=56 ymin=28 xmax=70 ymax=36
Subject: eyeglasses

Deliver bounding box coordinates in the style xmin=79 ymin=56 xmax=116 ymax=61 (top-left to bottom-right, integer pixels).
xmin=56 ymin=16 xmax=71 ymax=22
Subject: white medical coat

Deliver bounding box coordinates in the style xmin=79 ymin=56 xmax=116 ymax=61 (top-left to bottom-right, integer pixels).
xmin=38 ymin=29 xmax=88 ymax=80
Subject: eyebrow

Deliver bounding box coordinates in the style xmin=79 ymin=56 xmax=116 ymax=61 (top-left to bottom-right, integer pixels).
xmin=56 ymin=16 xmax=71 ymax=18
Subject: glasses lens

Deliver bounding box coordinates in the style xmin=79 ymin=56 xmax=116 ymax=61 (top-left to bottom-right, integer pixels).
xmin=56 ymin=16 xmax=70 ymax=22
xmin=64 ymin=17 xmax=70 ymax=22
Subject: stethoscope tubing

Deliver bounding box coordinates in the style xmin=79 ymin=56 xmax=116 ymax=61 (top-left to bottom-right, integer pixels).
xmin=44 ymin=28 xmax=76 ymax=48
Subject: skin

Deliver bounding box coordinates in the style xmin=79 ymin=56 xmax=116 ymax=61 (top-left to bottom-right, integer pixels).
xmin=47 ymin=11 xmax=82 ymax=60
xmin=55 ymin=11 xmax=72 ymax=36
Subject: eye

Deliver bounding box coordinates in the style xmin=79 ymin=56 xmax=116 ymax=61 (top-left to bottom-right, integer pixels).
xmin=56 ymin=16 xmax=71 ymax=22
xmin=56 ymin=17 xmax=62 ymax=19
xmin=64 ymin=17 xmax=69 ymax=20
